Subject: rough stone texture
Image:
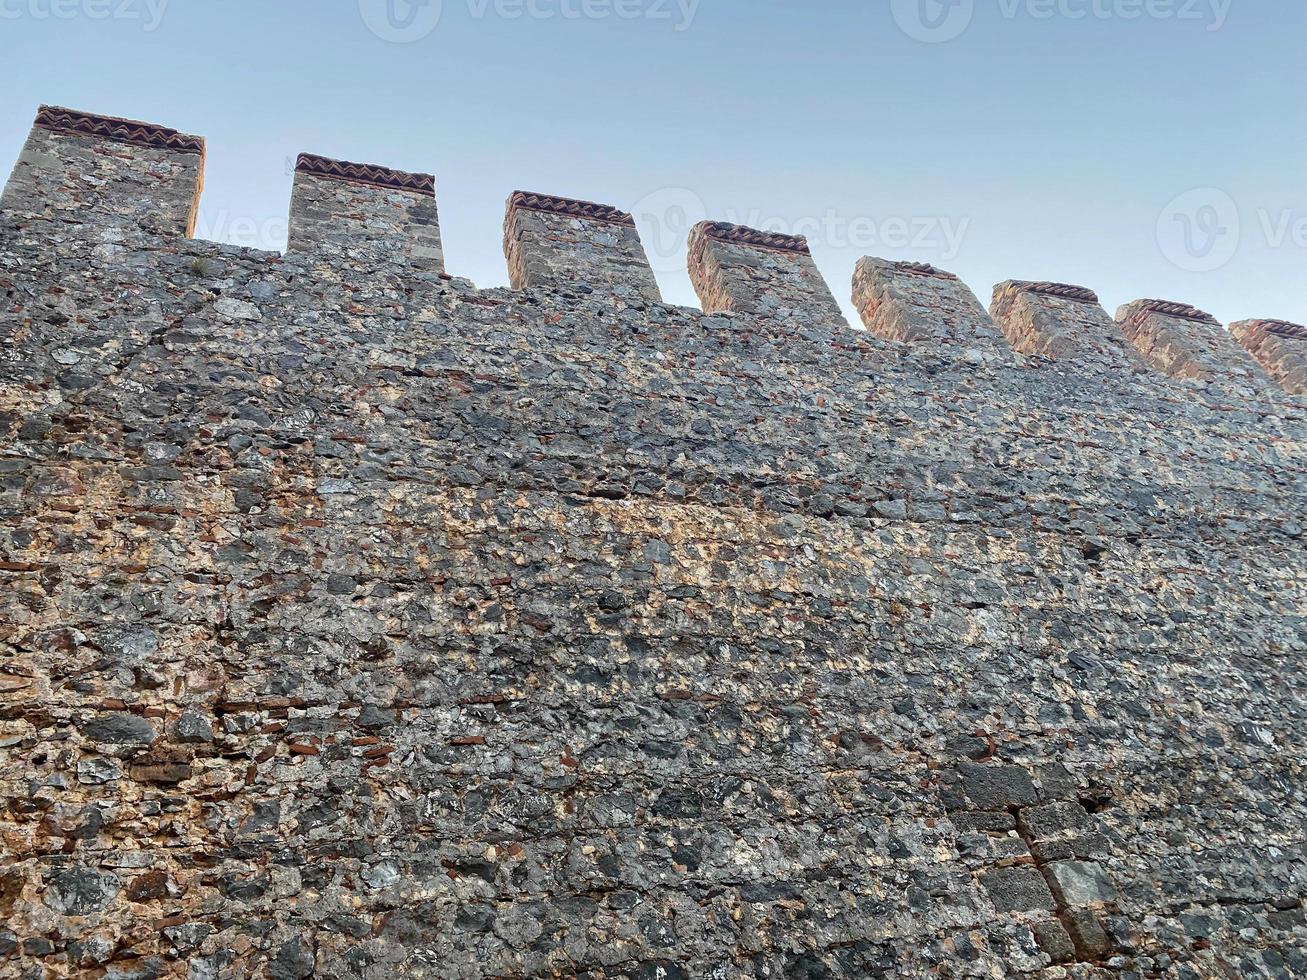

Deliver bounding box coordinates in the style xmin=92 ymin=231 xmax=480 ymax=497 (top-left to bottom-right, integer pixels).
xmin=503 ymin=192 xmax=661 ymax=303
xmin=287 ymin=157 xmax=443 ymax=271
xmin=687 ymin=221 xmax=846 ymax=326
xmin=1 ymin=105 xmax=1306 ymax=979
xmin=853 ymin=256 xmax=1004 ymax=352
xmin=0 ymin=105 xmax=204 ymax=240
xmin=1230 ymin=319 xmax=1307 ymax=396
xmin=990 ymin=281 xmax=1143 ymax=374
xmin=1117 ymin=299 xmax=1276 ymax=396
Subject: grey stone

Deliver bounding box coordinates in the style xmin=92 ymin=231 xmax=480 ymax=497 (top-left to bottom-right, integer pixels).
xmin=80 ymin=713 xmax=156 ymax=746
xmin=43 ymin=866 xmax=120 ymax=916
xmin=172 ymin=706 xmax=213 ymax=743
xmin=981 ymin=866 xmax=1057 ymax=912
xmin=1043 ymin=860 xmax=1118 ymax=907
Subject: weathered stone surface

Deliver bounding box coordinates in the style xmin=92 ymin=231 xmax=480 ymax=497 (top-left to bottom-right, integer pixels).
xmin=990 ymin=280 xmax=1141 ymax=375
xmin=1044 ymin=860 xmax=1119 ymax=907
xmin=79 ymin=713 xmax=157 ymax=746
xmin=981 ymin=866 xmax=1058 ymax=912
xmin=1230 ymin=319 xmax=1307 ymax=396
xmin=1116 ymin=299 xmax=1275 ymax=396
xmin=1034 ymin=918 xmax=1077 ymax=963
xmin=0 ymin=103 xmax=1305 ymax=979
xmin=503 ymin=192 xmax=660 ymax=303
xmin=853 ymin=255 xmax=1002 ymax=349
xmin=1061 ymin=908 xmax=1114 ymax=960
xmin=688 ymin=221 xmax=846 ymax=326
xmin=288 ymin=157 xmax=443 ymax=271
xmin=42 ymin=866 xmax=120 ymax=917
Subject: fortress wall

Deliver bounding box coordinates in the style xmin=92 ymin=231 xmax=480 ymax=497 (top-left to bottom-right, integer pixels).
xmin=1231 ymin=319 xmax=1307 ymax=396
xmin=503 ymin=192 xmax=662 ymax=303
xmin=0 ymin=106 xmax=204 ymax=239
xmin=287 ymin=154 xmax=443 ymax=271
xmin=1116 ymin=299 xmax=1277 ymax=395
xmin=686 ymin=221 xmax=846 ymax=326
xmin=852 ymin=256 xmax=1004 ymax=351
xmin=0 ymin=106 xmax=1305 ymax=980
xmin=990 ymin=281 xmax=1143 ymax=374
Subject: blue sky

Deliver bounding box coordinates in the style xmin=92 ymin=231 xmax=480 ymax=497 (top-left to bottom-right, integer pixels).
xmin=2 ymin=0 xmax=1304 ymax=327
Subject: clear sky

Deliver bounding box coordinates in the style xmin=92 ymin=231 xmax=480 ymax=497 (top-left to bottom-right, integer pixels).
xmin=2 ymin=0 xmax=1304 ymax=327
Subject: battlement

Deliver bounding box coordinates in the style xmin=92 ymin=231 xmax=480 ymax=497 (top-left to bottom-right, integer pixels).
xmin=1230 ymin=318 xmax=1307 ymax=395
xmin=1 ymin=100 xmax=1305 ymax=405
xmin=687 ymin=220 xmax=846 ymax=326
xmin=1115 ymin=298 xmax=1275 ymax=392
xmin=0 ymin=105 xmax=204 ymax=238
xmin=852 ymin=255 xmax=1003 ymax=349
xmin=503 ymin=190 xmax=661 ymax=302
xmin=990 ymin=280 xmax=1141 ymax=373
xmin=288 ymin=152 xmax=443 ymax=269
xmin=0 ymin=100 xmax=1305 ymax=980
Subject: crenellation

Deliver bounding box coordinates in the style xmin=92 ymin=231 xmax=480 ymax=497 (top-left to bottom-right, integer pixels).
xmin=991 ymin=279 xmax=1143 ymax=373
xmin=852 ymin=255 xmax=1004 ymax=349
xmin=0 ymin=105 xmax=204 ymax=238
xmin=1116 ymin=298 xmax=1276 ymax=393
xmin=1230 ymin=319 xmax=1307 ymax=396
xmin=1 ymin=101 xmax=1305 ymax=980
xmin=503 ymin=190 xmax=661 ymax=302
xmin=686 ymin=220 xmax=846 ymax=325
xmin=287 ymin=153 xmax=443 ymax=270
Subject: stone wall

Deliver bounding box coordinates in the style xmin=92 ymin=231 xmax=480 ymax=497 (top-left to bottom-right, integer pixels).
xmin=503 ymin=192 xmax=661 ymax=304
xmin=852 ymin=256 xmax=1003 ymax=353
xmin=1116 ymin=300 xmax=1276 ymax=397
xmin=287 ymin=155 xmax=443 ymax=271
xmin=686 ymin=221 xmax=846 ymax=327
xmin=1231 ymin=320 xmax=1307 ymax=396
xmin=1 ymin=106 xmax=1305 ymax=980
xmin=990 ymin=281 xmax=1143 ymax=375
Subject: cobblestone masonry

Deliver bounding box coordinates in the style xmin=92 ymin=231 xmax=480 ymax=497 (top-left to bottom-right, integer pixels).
xmin=1230 ymin=320 xmax=1307 ymax=397
xmin=503 ymin=193 xmax=661 ymax=304
xmin=989 ymin=283 xmax=1144 ymax=375
xmin=0 ymin=106 xmax=204 ymax=240
xmin=288 ymin=155 xmax=444 ymax=272
xmin=1 ymin=106 xmax=1306 ymax=980
xmin=1115 ymin=301 xmax=1277 ymax=397
xmin=686 ymin=222 xmax=847 ymax=327
xmin=852 ymin=257 xmax=1004 ymax=353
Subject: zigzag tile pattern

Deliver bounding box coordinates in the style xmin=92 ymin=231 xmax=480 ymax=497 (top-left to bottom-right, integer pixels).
xmin=294 ymin=153 xmax=435 ymax=194
xmin=33 ymin=105 xmax=204 ymax=155
xmin=507 ymin=191 xmax=635 ymax=226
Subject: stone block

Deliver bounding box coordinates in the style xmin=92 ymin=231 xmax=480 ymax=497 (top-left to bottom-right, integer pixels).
xmin=981 ymin=866 xmax=1058 ymax=912
xmin=1043 ymin=860 xmax=1118 ymax=907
